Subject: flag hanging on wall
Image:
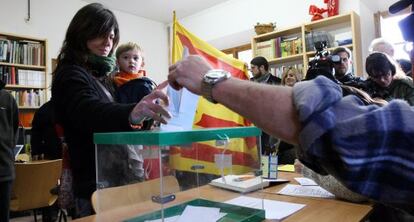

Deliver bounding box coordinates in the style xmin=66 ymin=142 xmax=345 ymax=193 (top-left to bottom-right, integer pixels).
xmin=170 ymin=12 xmax=259 ymax=175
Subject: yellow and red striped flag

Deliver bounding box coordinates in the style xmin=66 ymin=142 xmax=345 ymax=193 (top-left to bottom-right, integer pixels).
xmin=169 ymin=13 xmax=259 ymax=175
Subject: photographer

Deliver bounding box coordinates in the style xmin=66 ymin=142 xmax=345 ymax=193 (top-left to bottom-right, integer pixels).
xmin=332 ymin=47 xmax=365 ymax=86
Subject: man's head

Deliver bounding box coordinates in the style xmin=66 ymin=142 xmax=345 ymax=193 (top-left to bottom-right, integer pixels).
xmin=369 ymin=38 xmax=395 ymax=57
xmin=250 ymin=56 xmax=269 ymax=78
xmin=332 ymin=47 xmax=352 ymax=78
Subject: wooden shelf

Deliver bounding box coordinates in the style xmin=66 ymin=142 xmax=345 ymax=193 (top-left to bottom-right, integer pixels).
xmin=6 ymin=84 xmax=45 ymax=89
xmin=251 ymin=11 xmax=362 ymax=77
xmin=306 ymin=44 xmax=354 ymax=56
xmin=253 ymin=25 xmax=302 ymax=42
xmin=1 ymin=31 xmax=48 ymax=129
xmin=269 ymin=54 xmax=304 ymax=64
xmin=18 ymin=106 xmax=40 ymax=109
xmin=0 ymin=62 xmax=46 ymax=70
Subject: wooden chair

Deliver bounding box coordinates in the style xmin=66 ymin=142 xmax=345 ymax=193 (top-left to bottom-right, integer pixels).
xmin=10 ymin=159 xmax=62 ymax=222
xmin=91 ymin=175 xmax=180 ymax=212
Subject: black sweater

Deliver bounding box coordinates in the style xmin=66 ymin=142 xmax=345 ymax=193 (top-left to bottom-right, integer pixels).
xmin=52 ymin=64 xmax=135 ymax=198
xmin=0 ymin=88 xmax=18 ymax=182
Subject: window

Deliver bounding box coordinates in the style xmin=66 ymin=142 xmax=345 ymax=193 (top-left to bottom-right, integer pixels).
xmin=376 ymin=10 xmax=412 ymax=60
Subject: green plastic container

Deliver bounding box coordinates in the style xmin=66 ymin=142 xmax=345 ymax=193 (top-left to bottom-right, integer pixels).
xmin=94 ymin=127 xmax=261 ymax=146
xmin=124 ymin=198 xmax=265 ymax=222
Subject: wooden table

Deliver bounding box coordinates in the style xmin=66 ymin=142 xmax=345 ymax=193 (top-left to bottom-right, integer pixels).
xmin=74 ymin=172 xmax=372 ymax=222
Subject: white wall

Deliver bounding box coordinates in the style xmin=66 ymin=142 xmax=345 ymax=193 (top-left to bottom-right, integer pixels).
xmin=0 ymin=0 xmax=169 ymax=85
xmin=178 ymin=0 xmax=360 ymax=50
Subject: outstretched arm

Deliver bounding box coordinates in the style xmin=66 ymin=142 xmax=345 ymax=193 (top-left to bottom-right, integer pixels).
xmin=168 ymin=55 xmax=300 ymax=144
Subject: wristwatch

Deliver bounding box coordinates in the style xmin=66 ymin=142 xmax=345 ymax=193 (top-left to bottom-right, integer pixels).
xmin=201 ymin=69 xmax=231 ymax=103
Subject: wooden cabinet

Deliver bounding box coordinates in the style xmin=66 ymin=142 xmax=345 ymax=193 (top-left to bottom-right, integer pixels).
xmin=251 ymin=12 xmax=362 ymax=79
xmin=0 ymin=32 xmax=48 ymax=128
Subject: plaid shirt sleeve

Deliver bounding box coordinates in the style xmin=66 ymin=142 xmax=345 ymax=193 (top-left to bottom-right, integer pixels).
xmin=293 ymin=76 xmax=414 ymax=213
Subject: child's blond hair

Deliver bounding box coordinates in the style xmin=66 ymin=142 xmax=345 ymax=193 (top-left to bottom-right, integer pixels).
xmin=115 ymin=42 xmax=142 ymax=59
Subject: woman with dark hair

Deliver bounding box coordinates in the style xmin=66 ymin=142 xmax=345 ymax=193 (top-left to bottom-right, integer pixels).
xmin=52 ymin=3 xmax=170 ymax=217
xmin=364 ymin=52 xmax=414 ymax=105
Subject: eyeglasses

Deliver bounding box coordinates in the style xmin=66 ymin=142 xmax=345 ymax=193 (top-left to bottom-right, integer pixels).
xmin=370 ymin=71 xmax=392 ymax=80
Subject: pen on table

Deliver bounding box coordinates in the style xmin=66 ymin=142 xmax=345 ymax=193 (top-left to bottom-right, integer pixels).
xmin=233 ymin=175 xmax=255 ymax=182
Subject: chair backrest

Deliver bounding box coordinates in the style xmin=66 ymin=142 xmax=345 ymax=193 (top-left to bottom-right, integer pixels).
xmin=11 ymin=159 xmax=62 ymax=211
xmin=92 ymin=175 xmax=180 ymax=212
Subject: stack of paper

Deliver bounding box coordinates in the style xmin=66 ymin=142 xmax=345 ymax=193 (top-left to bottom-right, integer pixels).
xmin=209 ymin=175 xmax=269 ymax=193
xmin=277 ymin=177 xmax=335 ymax=198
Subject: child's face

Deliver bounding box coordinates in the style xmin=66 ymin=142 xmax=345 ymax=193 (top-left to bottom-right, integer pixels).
xmin=117 ymin=48 xmax=144 ymax=74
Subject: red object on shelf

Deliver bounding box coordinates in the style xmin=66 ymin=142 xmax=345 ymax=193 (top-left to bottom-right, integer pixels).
xmin=326 ymin=0 xmax=339 ymax=17
xmin=309 ymin=0 xmax=339 ymax=21
xmin=309 ymin=5 xmax=327 ymax=21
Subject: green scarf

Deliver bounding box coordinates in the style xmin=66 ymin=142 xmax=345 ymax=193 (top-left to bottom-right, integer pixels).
xmin=87 ymin=54 xmax=116 ymax=77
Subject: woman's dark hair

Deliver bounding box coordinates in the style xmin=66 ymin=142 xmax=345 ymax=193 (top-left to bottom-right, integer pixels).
xmin=54 ymin=3 xmax=119 ymax=74
xmin=365 ymin=52 xmax=396 ymax=77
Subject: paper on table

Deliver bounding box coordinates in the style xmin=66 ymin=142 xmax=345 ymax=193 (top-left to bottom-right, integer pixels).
xmin=176 ymin=205 xmax=225 ymax=222
xmin=160 ymin=86 xmax=199 ymax=131
xmin=294 ymin=177 xmax=318 ymax=186
xmin=144 ymin=206 xmax=226 ymax=222
xmin=278 ymin=184 xmax=335 ymax=198
xmin=225 ymin=196 xmax=305 ymax=221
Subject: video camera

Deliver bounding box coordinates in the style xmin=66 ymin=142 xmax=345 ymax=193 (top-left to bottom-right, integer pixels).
xmin=305 ymin=41 xmax=341 ymax=82
xmin=389 ymin=0 xmax=414 ymax=42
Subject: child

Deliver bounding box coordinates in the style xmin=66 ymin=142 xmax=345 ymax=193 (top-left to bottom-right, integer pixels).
xmin=114 ymin=42 xmax=146 ymax=87
xmin=112 ymin=42 xmax=157 ymax=183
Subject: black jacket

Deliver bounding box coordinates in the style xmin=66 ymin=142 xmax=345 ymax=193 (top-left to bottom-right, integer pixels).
xmin=30 ymin=101 xmax=62 ymax=159
xmin=52 ymin=64 xmax=135 ymax=198
xmin=0 ymin=83 xmax=18 ymax=182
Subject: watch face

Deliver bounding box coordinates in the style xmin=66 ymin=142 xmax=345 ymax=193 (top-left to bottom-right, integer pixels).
xmin=206 ymin=70 xmax=226 ymax=79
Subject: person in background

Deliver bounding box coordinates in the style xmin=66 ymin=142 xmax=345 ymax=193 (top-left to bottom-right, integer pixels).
xmin=281 ymin=67 xmax=301 ymax=86
xmin=249 ymin=56 xmax=281 ymax=156
xmin=250 ymin=56 xmax=281 ymax=84
xmin=277 ymin=67 xmax=302 ymax=164
xmin=0 ymin=79 xmax=19 ymax=222
xmin=331 ymin=46 xmax=365 ymax=87
xmin=369 ymin=37 xmax=395 ymax=57
xmin=31 ymin=101 xmax=62 ymax=160
xmin=51 ymin=3 xmax=170 ymax=217
xmin=364 ymin=52 xmax=414 ymax=105
xmin=168 ymin=55 xmax=414 ymax=216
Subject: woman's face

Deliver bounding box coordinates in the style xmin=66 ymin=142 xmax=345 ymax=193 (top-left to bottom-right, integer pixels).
xmin=285 ymin=71 xmax=298 ymax=86
xmin=370 ymin=70 xmax=393 ymax=88
xmin=87 ymin=30 xmax=115 ymax=57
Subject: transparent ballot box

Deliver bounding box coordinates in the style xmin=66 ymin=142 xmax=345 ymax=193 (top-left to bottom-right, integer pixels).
xmin=94 ymin=127 xmax=265 ymax=222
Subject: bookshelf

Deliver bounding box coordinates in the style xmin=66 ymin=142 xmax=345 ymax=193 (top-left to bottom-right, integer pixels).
xmin=0 ymin=32 xmax=48 ymax=128
xmin=251 ymin=12 xmax=362 ymax=79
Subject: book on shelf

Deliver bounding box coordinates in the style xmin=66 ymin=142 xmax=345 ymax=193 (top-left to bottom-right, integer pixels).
xmin=209 ymin=175 xmax=270 ymax=193
xmin=0 ymin=38 xmax=44 ymax=66
xmin=255 ymin=39 xmax=275 ymax=60
xmin=1 ymin=65 xmax=46 ymax=87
